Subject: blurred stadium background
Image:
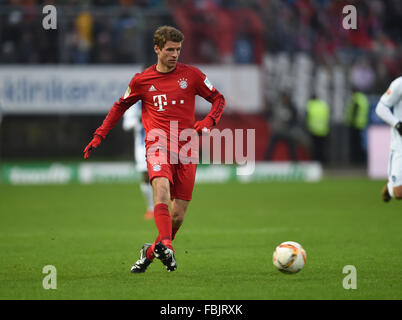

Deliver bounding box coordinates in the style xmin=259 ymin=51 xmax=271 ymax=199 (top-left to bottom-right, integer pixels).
xmin=0 ymin=0 xmax=401 ymax=183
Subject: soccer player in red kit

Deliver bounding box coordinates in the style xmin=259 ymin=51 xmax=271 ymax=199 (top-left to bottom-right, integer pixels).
xmin=83 ymin=26 xmax=225 ymax=272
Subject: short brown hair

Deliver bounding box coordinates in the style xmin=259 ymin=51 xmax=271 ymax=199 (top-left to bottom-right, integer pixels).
xmin=153 ymin=25 xmax=184 ymax=49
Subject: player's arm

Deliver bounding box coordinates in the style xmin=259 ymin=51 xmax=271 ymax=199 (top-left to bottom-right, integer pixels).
xmin=375 ymin=78 xmax=402 ymax=136
xmin=193 ymin=71 xmax=226 ymax=132
xmin=84 ymin=77 xmax=141 ymax=159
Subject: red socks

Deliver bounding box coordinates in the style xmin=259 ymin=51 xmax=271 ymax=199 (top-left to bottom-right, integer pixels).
xmin=146 ymin=203 xmax=172 ymax=260
xmin=153 ymin=203 xmax=172 ymax=248
xmin=172 ymin=225 xmax=181 ymax=241
xmin=145 ymin=203 xmax=184 ymax=260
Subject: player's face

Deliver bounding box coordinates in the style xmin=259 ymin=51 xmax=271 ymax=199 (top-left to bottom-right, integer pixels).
xmin=155 ymin=41 xmax=182 ymax=71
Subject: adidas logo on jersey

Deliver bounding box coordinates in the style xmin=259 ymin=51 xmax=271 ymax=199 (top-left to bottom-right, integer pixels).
xmin=149 ymin=85 xmax=157 ymax=92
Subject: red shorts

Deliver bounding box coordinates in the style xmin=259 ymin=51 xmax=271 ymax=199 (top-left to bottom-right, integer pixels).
xmin=147 ymin=152 xmax=197 ymax=201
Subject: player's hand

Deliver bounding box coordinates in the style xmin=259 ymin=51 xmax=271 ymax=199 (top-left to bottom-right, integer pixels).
xmin=83 ymin=135 xmax=102 ymax=159
xmin=193 ymin=116 xmax=214 ymax=133
xmin=395 ymin=122 xmax=402 ymax=136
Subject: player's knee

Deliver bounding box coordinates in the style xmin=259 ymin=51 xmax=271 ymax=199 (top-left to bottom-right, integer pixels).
xmin=171 ymin=212 xmax=184 ymax=225
xmin=171 ymin=206 xmax=187 ymax=226
xmin=170 ymin=199 xmax=189 ymax=225
xmin=154 ymin=191 xmax=170 ymax=204
xmin=152 ymin=178 xmax=170 ymax=204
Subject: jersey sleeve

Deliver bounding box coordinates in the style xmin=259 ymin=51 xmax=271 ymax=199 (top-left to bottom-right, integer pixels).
xmin=194 ymin=68 xmax=216 ymax=99
xmin=379 ymin=77 xmax=402 ymax=108
xmin=95 ymin=74 xmax=142 ymax=139
xmin=375 ymin=100 xmax=399 ymax=127
xmin=193 ymin=67 xmax=226 ymax=125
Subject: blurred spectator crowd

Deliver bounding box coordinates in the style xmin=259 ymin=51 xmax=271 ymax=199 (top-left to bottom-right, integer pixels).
xmin=0 ymin=0 xmax=402 ymax=93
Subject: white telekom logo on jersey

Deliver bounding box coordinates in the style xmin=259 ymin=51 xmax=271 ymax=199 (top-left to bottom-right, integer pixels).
xmin=153 ymin=94 xmax=184 ymax=111
xmin=153 ymin=94 xmax=167 ymax=112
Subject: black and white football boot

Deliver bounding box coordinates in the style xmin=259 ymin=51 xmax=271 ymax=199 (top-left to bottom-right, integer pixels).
xmin=154 ymin=242 xmax=177 ymax=272
xmin=130 ymin=243 xmax=153 ymax=273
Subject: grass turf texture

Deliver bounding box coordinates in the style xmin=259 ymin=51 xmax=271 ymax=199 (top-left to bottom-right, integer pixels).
xmin=0 ymin=178 xmax=401 ymax=300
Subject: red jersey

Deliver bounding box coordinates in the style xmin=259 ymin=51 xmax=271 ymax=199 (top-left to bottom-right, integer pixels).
xmin=95 ymin=63 xmax=225 ymax=154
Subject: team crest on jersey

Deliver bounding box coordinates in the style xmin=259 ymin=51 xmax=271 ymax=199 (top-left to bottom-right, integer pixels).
xmin=153 ymin=164 xmax=161 ymax=172
xmin=178 ymin=78 xmax=188 ymax=89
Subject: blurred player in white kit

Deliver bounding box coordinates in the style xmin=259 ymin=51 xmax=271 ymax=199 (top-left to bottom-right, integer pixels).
xmin=123 ymin=100 xmax=154 ymax=219
xmin=375 ymin=76 xmax=402 ymax=202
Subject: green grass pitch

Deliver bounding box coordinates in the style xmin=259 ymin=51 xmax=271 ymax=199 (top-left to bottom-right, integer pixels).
xmin=0 ymin=178 xmax=401 ymax=300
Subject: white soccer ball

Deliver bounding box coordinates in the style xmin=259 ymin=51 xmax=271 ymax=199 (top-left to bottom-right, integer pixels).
xmin=273 ymin=241 xmax=306 ymax=274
